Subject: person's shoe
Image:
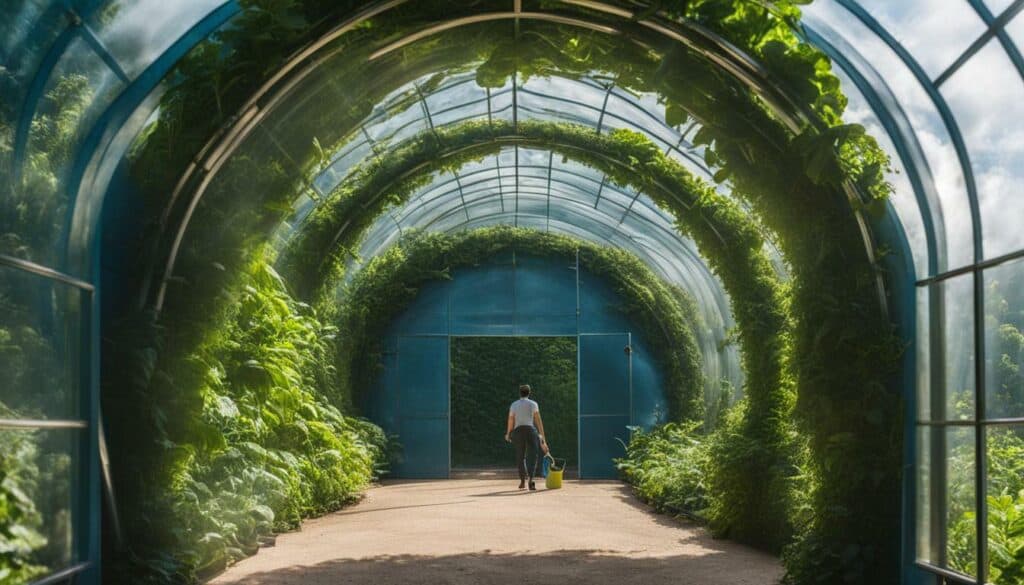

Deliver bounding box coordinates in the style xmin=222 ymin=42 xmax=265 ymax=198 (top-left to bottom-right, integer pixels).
xmin=519 ymin=479 xmax=526 ymax=489
xmin=528 ymin=481 xmax=537 ymax=491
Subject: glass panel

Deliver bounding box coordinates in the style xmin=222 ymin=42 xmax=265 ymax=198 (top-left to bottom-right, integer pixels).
xmin=939 ymin=275 xmax=976 ymax=421
xmin=0 ymin=5 xmax=71 ymax=172
xmin=0 ymin=266 xmax=84 ymax=420
xmin=1009 ymin=9 xmax=1024 ymax=50
xmin=988 ymin=0 xmax=1018 ymax=17
xmin=0 ymin=428 xmax=77 ymax=580
xmin=519 ymin=76 xmax=603 ymax=127
xmin=947 ymin=426 xmax=977 ymax=577
xmin=986 ymin=425 xmax=1024 ymax=584
xmin=849 ymin=0 xmax=987 ymax=78
xmin=87 ymin=0 xmax=228 ymax=80
xmin=918 ymin=285 xmax=932 ymax=421
xmin=17 ymin=36 xmax=125 ymax=271
xmin=941 ymin=36 xmax=1024 ymax=261
xmin=917 ymin=425 xmax=936 ymax=563
xmin=432 ymin=98 xmax=489 ymax=129
xmin=985 ymin=258 xmax=1024 ymax=419
xmin=831 ymin=66 xmax=930 ymax=277
xmin=918 ymin=425 xmax=976 ymax=576
xmin=314 ymin=138 xmax=374 ymax=195
xmin=802 ymin=1 xmax=975 ymax=271
xmin=365 ymin=99 xmax=427 ymax=147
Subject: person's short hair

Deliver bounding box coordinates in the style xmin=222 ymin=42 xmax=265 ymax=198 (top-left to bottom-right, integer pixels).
xmin=519 ymin=384 xmax=531 ymax=398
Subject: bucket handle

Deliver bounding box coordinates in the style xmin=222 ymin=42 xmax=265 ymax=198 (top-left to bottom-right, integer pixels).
xmin=544 ymin=453 xmax=565 ymax=471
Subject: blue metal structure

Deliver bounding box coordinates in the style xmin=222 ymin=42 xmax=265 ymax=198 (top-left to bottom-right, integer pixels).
xmin=366 ymin=252 xmax=664 ymax=479
xmin=2 ymin=1 xmax=1024 ymax=583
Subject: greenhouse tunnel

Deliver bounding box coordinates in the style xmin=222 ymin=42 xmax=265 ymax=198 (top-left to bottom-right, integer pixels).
xmin=2 ymin=1 xmax=1024 ymax=584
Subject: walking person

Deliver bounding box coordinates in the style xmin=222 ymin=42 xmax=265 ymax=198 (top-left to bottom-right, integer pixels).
xmin=504 ymin=384 xmax=548 ymax=490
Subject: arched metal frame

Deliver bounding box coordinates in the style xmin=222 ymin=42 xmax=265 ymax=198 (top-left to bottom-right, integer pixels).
xmin=3 ymin=1 xmax=1024 ymax=584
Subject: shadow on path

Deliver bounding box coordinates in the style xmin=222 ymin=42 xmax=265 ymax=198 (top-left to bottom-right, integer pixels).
xmin=218 ymin=549 xmax=781 ymax=585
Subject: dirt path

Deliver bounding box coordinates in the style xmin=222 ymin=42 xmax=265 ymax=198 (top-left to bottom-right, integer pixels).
xmin=210 ymin=479 xmax=782 ymax=585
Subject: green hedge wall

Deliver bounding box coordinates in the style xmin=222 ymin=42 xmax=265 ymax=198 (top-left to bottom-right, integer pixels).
xmin=451 ymin=336 xmax=578 ymax=468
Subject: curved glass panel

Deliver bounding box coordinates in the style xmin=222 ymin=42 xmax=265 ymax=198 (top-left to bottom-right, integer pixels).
xmin=6 ymin=2 xmax=1024 ymax=582
xmin=803 ymin=1 xmax=975 ymax=274
xmin=941 ymin=37 xmax=1024 ymax=260
xmin=349 ymin=144 xmax=744 ymax=407
xmin=851 ymin=0 xmax=986 ymax=78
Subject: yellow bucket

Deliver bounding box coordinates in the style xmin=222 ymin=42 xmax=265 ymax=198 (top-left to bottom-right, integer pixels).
xmin=545 ymin=455 xmax=565 ymax=489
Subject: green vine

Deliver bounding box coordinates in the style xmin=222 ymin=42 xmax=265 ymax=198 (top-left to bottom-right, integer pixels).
xmin=282 ymin=119 xmax=794 ymax=549
xmin=87 ymin=1 xmax=904 ymax=582
xmin=334 ymin=226 xmax=706 ymax=423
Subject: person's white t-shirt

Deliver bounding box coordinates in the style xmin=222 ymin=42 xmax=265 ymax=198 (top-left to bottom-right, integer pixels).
xmin=509 ymin=398 xmax=539 ymax=428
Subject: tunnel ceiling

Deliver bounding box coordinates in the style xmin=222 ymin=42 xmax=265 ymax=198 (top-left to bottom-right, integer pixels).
xmin=3 ymin=0 xmax=1022 ymax=297
xmin=268 ymin=67 xmax=784 ymax=355
xmin=7 ymin=2 xmax=1024 ymax=585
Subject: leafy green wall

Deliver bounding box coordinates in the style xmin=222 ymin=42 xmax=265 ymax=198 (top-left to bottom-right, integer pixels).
xmin=451 ymin=336 xmax=578 ymax=468
xmin=334 ymin=227 xmax=705 ymax=427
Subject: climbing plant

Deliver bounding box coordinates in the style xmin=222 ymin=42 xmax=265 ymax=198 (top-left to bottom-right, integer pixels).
xmin=283 ymin=120 xmax=795 ymax=549
xmin=86 ymin=1 xmax=904 ymax=583
xmin=451 ymin=336 xmax=579 ymax=468
xmin=334 ymin=226 xmax=706 ymax=424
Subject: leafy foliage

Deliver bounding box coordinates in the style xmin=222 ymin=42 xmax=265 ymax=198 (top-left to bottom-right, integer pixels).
xmin=944 ymin=274 xmax=1024 ymax=582
xmin=451 ymin=337 xmax=578 ymax=468
xmin=0 ymin=1 xmax=910 ymax=582
xmin=616 ymin=422 xmax=713 ymax=519
xmin=947 ymin=428 xmax=1024 ymax=583
xmin=335 ymin=226 xmax=705 ymax=424
xmin=0 ymin=428 xmax=60 ymax=584
xmin=103 ymin=253 xmax=387 ymax=583
xmin=286 ymin=120 xmax=795 ymax=548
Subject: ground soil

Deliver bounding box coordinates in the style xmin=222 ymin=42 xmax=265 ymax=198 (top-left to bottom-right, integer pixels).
xmin=209 ymin=479 xmax=782 ymax=585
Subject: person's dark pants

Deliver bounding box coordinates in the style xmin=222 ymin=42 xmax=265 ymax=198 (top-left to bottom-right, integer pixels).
xmin=512 ymin=425 xmax=540 ymax=481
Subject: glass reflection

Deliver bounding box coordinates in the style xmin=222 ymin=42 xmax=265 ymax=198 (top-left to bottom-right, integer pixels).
xmin=851 ymin=0 xmax=985 ymax=78
xmin=917 ymin=425 xmax=977 ymax=575
xmin=985 ymin=258 xmax=1024 ymax=420
xmin=0 ymin=266 xmax=83 ymax=420
xmin=939 ymin=275 xmax=976 ymax=421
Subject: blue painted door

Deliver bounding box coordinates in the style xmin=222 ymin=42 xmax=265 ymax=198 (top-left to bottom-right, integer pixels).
xmin=395 ymin=335 xmax=450 ymax=478
xmin=578 ymin=333 xmax=631 ymax=479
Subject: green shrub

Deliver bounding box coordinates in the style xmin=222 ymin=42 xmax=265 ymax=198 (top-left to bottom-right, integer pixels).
xmin=617 ymin=422 xmax=712 ymax=519
xmin=105 ymin=253 xmax=388 ymax=583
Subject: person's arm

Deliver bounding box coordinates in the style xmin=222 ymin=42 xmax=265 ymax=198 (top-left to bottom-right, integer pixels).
xmin=505 ymin=411 xmax=515 ymax=442
xmin=533 ymin=410 xmax=546 ymax=444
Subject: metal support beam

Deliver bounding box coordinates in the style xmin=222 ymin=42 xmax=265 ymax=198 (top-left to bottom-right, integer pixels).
xmin=545 ymin=151 xmax=554 ymax=232
xmin=936 ymin=0 xmax=1024 ymax=87
xmin=593 ymin=175 xmax=607 ymax=209
xmin=595 ymin=82 xmax=615 ymax=134
xmin=453 ymin=171 xmax=472 ymax=222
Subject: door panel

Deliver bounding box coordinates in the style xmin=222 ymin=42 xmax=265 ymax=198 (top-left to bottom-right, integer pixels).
xmin=578 ymin=333 xmax=631 ymax=479
xmin=395 ymin=335 xmax=449 ymax=478
xmin=579 ymin=415 xmax=631 ymax=479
